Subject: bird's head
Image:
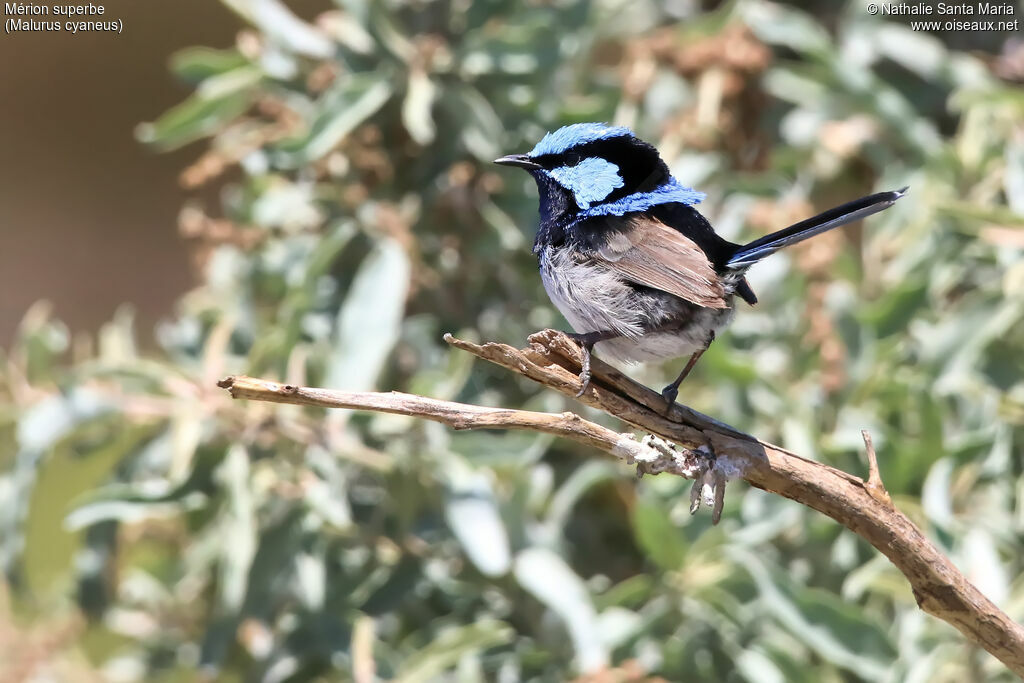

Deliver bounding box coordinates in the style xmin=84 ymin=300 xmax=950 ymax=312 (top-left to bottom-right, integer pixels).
xmin=495 ymin=123 xmax=701 ymax=226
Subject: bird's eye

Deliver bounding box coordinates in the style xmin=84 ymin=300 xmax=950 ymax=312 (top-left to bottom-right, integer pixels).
xmin=565 ymin=153 xmax=582 ymax=166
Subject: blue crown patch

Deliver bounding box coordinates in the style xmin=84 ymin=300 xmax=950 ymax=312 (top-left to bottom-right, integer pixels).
xmin=529 ymin=123 xmax=633 ymax=157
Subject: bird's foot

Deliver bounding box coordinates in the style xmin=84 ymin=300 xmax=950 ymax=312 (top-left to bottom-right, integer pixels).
xmin=660 ymin=383 xmax=679 ymax=415
xmin=563 ymin=329 xmax=623 ymax=399
xmin=565 ymin=332 xmax=597 ymax=398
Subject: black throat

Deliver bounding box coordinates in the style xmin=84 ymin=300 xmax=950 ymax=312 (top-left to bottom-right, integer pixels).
xmin=530 ymin=171 xmax=580 ymax=254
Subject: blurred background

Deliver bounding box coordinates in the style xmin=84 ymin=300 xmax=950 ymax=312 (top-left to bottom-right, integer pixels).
xmin=2 ymin=0 xmax=1023 ymax=681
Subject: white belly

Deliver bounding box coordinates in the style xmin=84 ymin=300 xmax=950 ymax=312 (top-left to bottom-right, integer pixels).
xmin=538 ymin=246 xmax=734 ymax=364
xmin=598 ymin=325 xmax=720 ymax=363
xmin=539 ymin=247 xmax=646 ymax=341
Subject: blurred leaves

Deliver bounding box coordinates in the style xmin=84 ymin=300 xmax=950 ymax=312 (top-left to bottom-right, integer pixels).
xmin=515 ymin=547 xmax=608 ymax=672
xmin=136 ymin=74 xmax=258 ymax=150
xmin=394 ymin=620 xmax=514 ymax=683
xmin=734 ymin=547 xmax=895 ymax=679
xmin=326 ymin=237 xmax=410 ymax=392
xmin=274 ymin=76 xmax=393 ymax=167
xmin=443 ymin=466 xmax=511 ymax=578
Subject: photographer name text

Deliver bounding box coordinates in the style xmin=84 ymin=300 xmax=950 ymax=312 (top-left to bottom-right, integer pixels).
xmin=866 ymin=2 xmax=1018 ymax=30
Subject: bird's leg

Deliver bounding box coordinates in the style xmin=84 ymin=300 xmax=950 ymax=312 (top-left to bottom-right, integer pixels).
xmin=661 ymin=332 xmax=715 ymax=411
xmin=564 ymin=330 xmax=620 ymax=398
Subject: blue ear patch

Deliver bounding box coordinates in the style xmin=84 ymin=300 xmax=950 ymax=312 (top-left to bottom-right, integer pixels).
xmin=547 ymin=157 xmax=625 ymax=209
xmin=530 ymin=123 xmax=632 ymax=157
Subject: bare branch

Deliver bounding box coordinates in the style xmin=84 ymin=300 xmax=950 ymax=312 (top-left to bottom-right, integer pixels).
xmin=216 ymin=375 xmax=711 ymax=481
xmin=217 ymin=330 xmax=1024 ymax=676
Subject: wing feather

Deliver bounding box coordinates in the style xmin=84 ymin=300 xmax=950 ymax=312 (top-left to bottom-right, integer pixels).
xmin=594 ymin=217 xmax=727 ymax=309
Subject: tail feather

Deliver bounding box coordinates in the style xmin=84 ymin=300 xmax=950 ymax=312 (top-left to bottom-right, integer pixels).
xmin=726 ymin=187 xmax=908 ymax=269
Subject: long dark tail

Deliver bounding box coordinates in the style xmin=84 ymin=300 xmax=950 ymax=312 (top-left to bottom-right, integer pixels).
xmin=726 ymin=187 xmax=908 ymax=270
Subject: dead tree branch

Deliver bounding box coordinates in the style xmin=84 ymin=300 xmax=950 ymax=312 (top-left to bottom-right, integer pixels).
xmin=217 ymin=329 xmax=1024 ymax=676
xmin=216 ymin=374 xmax=711 ymax=480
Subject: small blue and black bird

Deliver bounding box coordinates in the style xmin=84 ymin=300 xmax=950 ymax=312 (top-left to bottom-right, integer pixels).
xmin=495 ymin=123 xmax=907 ymax=407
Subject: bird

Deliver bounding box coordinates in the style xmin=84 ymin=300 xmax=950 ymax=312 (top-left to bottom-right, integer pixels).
xmin=494 ymin=122 xmax=907 ymax=408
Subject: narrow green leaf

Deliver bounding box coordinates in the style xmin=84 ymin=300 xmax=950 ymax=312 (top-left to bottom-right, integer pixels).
xmin=216 ymin=444 xmax=256 ymax=612
xmin=402 ymin=70 xmax=437 ymax=145
xmin=444 ymin=469 xmax=511 ymax=577
xmin=275 ymin=77 xmax=392 ymax=166
xmin=731 ymin=548 xmax=895 ymax=679
xmin=631 ymin=496 xmax=687 ymax=571
xmin=742 ymin=3 xmax=831 ymax=56
xmin=326 ymin=238 xmax=410 ymax=392
xmin=136 ymin=88 xmax=253 ymax=151
xmin=170 ymin=46 xmax=249 ymax=83
xmin=514 ymin=548 xmax=608 ymax=672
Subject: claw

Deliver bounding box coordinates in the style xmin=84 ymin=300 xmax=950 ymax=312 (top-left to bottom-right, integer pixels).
xmin=575 ymin=343 xmax=592 ymax=397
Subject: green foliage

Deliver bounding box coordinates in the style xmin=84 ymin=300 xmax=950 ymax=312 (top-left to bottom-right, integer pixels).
xmin=2 ymin=0 xmax=1023 ymax=680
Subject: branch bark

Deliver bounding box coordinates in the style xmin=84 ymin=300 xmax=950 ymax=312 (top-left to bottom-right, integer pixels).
xmin=217 ymin=329 xmax=1024 ymax=676
xmin=215 ymin=375 xmax=709 ymax=480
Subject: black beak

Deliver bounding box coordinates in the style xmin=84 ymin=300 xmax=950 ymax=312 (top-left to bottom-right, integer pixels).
xmin=494 ymin=154 xmax=542 ymax=171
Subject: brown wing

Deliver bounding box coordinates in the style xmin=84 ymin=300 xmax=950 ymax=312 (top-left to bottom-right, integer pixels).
xmin=594 ymin=216 xmax=727 ymax=309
